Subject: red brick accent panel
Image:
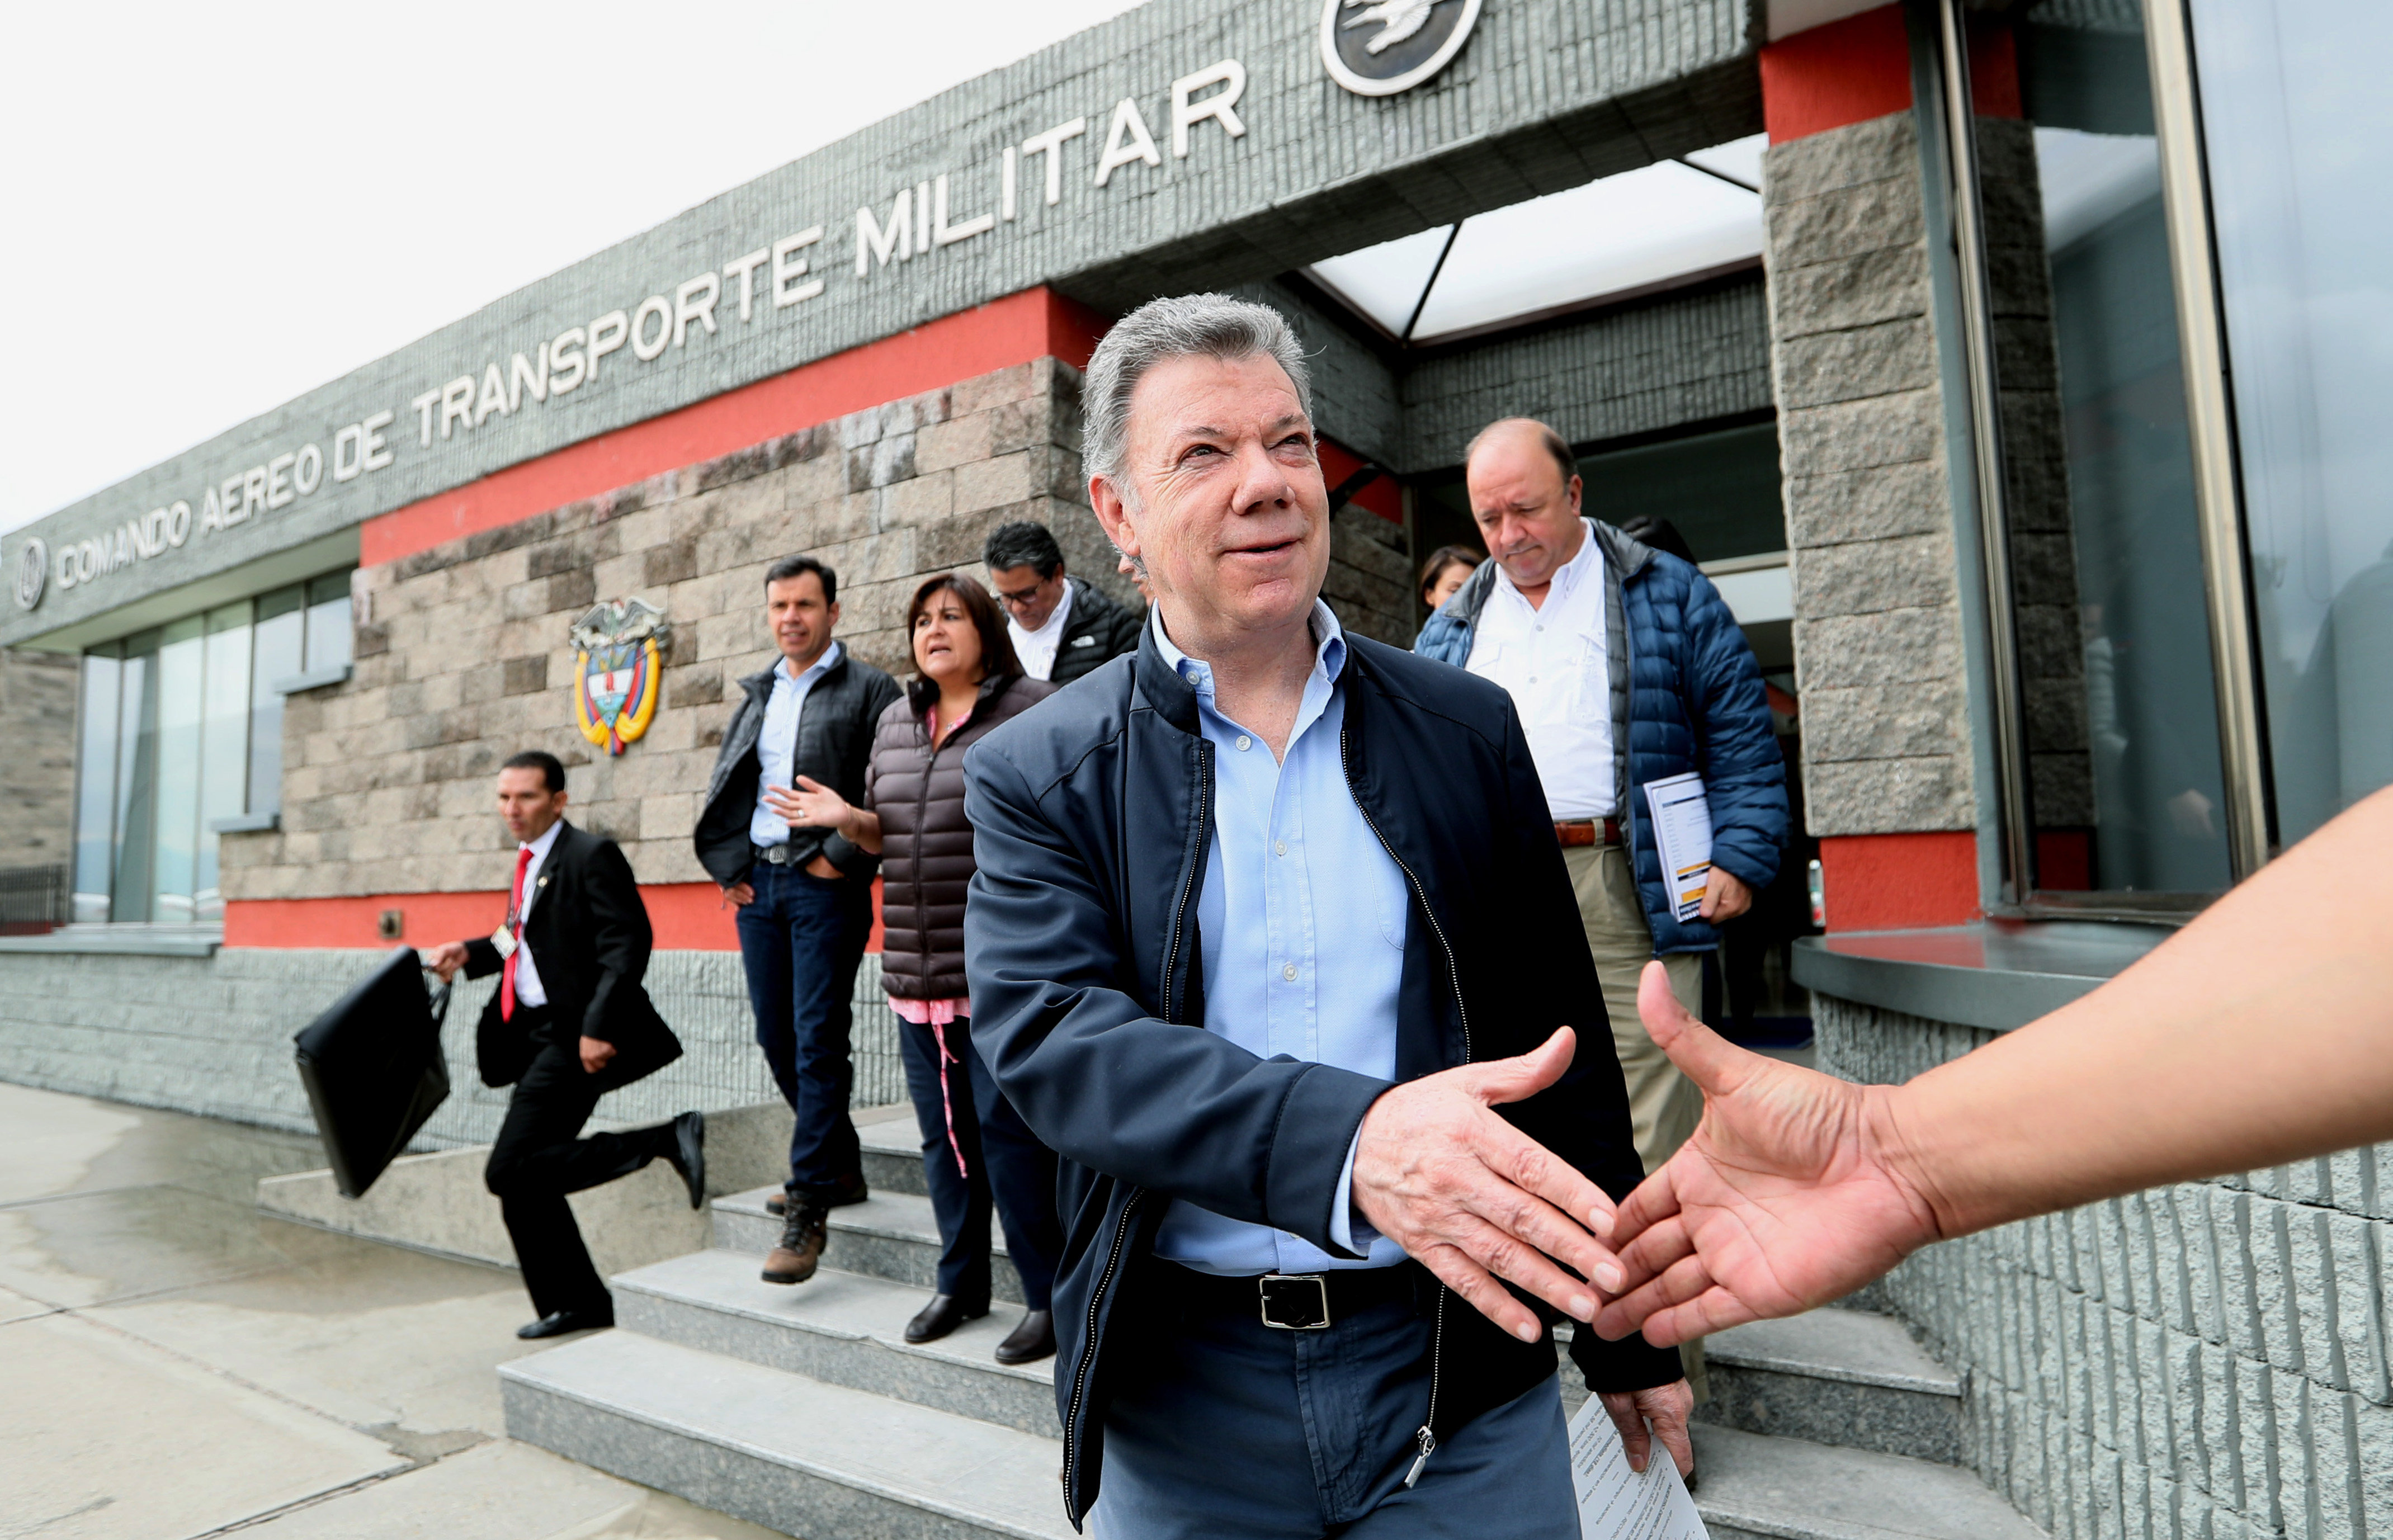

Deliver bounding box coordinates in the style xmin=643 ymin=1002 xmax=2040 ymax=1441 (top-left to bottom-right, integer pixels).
xmin=1817 ymin=830 xmax=1979 ymax=930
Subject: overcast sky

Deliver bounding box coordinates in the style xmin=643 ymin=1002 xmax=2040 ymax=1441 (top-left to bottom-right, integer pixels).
xmin=0 ymin=0 xmax=1147 ymax=537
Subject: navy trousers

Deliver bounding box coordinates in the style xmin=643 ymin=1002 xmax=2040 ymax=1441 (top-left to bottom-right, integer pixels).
xmin=734 ymin=861 xmax=873 ymax=1203
xmin=895 ymin=1014 xmax=1062 ymax=1312
xmin=1087 ymin=1263 xmax=1578 ymax=1539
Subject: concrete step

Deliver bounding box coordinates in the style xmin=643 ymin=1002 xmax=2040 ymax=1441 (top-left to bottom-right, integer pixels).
xmin=501 ymin=1330 xmax=1073 ymax=1540
xmin=613 ymin=1249 xmax=1056 ymax=1437
xmin=1695 ymin=1307 xmax=1966 ymax=1465
xmin=856 ymin=1106 xmax=930 ymax=1198
xmin=1689 ymin=1425 xmax=2045 ymax=1540
xmin=714 ymin=1187 xmax=1027 ymax=1305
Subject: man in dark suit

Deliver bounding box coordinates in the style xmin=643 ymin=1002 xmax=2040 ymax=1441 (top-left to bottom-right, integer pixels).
xmin=424 ymin=750 xmax=706 ymax=1340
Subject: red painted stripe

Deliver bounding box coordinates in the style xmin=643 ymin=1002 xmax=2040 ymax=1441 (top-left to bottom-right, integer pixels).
xmin=1760 ymin=4 xmax=2022 ymax=144
xmin=361 ymin=287 xmax=1111 ymax=570
xmin=224 ymin=876 xmax=885 ymax=953
xmin=1761 ymin=6 xmax=1914 ymax=144
xmin=1816 ymin=831 xmax=1979 ymax=930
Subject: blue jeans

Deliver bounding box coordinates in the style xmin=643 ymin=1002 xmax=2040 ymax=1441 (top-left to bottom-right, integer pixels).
xmin=1087 ymin=1268 xmax=1577 ymax=1539
xmin=734 ymin=861 xmax=873 ymax=1202
xmin=894 ymin=1015 xmax=1063 ymax=1312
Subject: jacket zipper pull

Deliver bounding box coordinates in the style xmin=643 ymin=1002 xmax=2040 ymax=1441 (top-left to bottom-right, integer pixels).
xmin=1403 ymin=1425 xmax=1437 ymax=1489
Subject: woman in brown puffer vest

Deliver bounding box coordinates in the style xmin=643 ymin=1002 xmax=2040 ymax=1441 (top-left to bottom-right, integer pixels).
xmin=781 ymin=573 xmax=1064 ymax=1366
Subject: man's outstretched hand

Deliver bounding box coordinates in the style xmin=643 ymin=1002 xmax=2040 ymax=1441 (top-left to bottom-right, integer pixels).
xmin=1353 ymin=1028 xmax=1626 ymax=1342
xmin=1592 ymin=964 xmax=1947 ymax=1348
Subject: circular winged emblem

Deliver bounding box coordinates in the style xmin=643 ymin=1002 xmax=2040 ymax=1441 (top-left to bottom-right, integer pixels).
xmin=1320 ymin=0 xmax=1483 ymax=97
xmin=570 ymin=597 xmax=671 ymax=757
xmin=13 ymin=538 xmax=46 ymax=611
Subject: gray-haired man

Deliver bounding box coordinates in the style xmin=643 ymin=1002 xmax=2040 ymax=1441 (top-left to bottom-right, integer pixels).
xmin=964 ymin=293 xmax=1690 ymax=1537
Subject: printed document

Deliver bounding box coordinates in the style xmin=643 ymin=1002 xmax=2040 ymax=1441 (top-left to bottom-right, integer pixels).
xmin=1569 ymin=1393 xmax=1708 ymax=1539
xmin=1642 ymin=772 xmax=1714 ymax=924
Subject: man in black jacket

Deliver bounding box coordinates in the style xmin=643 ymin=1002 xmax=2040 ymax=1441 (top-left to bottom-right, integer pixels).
xmin=965 ymin=295 xmax=1689 ymax=1536
xmin=983 ymin=519 xmax=1144 ymax=686
xmin=424 ymin=750 xmax=703 ymax=1340
xmin=692 ymin=555 xmax=901 ymax=1285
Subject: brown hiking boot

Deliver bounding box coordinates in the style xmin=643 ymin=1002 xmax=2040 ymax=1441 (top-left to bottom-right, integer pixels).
xmin=761 ymin=1204 xmax=827 ymax=1285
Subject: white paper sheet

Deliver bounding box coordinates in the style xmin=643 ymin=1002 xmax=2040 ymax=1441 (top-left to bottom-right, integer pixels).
xmin=1641 ymin=772 xmax=1715 ymax=924
xmin=1568 ymin=1393 xmax=1708 ymax=1540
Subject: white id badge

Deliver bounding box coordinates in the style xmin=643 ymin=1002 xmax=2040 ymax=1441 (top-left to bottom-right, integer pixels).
xmin=490 ymin=925 xmax=518 ymax=960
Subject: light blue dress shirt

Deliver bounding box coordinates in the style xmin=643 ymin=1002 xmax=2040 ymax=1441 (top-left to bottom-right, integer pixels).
xmin=1148 ymin=603 xmax=1413 ymax=1276
xmin=749 ymin=641 xmax=844 ymax=849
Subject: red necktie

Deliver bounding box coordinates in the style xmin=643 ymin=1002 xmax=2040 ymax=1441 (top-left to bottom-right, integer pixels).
xmin=501 ymin=844 xmax=532 ymax=1022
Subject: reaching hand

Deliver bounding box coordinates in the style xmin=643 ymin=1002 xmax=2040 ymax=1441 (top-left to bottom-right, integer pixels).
xmin=1352 ymin=1028 xmax=1624 ymax=1342
xmin=1592 ymin=963 xmax=1945 ymax=1348
xmin=767 ymin=776 xmax=851 ymax=832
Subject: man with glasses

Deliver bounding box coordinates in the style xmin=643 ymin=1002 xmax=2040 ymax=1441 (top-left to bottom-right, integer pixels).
xmin=983 ymin=520 xmax=1144 ymax=686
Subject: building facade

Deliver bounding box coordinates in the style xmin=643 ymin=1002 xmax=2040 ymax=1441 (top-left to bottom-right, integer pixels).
xmin=2 ymin=1 xmax=2387 ymax=1535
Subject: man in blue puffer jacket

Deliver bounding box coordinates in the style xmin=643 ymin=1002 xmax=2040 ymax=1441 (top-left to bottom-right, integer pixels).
xmin=1417 ymin=419 xmax=1787 ymax=1178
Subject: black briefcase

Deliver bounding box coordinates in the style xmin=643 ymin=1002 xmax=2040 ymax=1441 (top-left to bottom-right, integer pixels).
xmin=293 ymin=946 xmax=454 ymax=1198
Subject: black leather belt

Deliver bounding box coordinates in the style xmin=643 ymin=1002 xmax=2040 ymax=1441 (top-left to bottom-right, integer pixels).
xmin=1160 ymin=1260 xmax=1426 ymax=1330
xmin=754 ymin=844 xmax=801 ymax=866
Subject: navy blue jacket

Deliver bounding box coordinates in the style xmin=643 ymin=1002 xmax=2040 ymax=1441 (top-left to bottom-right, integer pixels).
xmin=1416 ymin=522 xmax=1788 ymax=953
xmin=964 ymin=621 xmax=1684 ymax=1527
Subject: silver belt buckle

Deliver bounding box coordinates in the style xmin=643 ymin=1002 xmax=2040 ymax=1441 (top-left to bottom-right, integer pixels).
xmin=1258 ymin=1273 xmax=1331 ymax=1330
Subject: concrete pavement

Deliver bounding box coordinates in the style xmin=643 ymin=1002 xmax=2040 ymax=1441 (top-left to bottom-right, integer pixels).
xmin=0 ymin=1081 xmax=784 ymax=1540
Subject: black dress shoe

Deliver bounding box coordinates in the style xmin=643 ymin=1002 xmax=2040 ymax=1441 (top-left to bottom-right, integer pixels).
xmin=517 ymin=1307 xmax=613 ymax=1339
xmin=904 ymin=1293 xmax=989 ymax=1344
xmin=766 ymin=1171 xmax=867 ymax=1217
xmin=994 ymin=1308 xmax=1056 ymax=1366
xmin=659 ymin=1112 xmax=706 ymax=1210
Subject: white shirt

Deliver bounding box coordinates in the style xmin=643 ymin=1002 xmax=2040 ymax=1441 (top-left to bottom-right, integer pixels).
xmin=1007 ymin=581 xmax=1076 ymax=682
xmin=749 ymin=642 xmax=844 ymax=847
xmin=1464 ymin=518 xmax=1616 ymax=819
xmin=508 ymin=817 xmax=564 ymax=1010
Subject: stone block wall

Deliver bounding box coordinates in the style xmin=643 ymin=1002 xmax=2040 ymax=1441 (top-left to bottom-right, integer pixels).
xmin=0 ymin=947 xmax=907 ymax=1149
xmin=1764 ymin=113 xmax=1980 ymax=839
xmin=1819 ymin=993 xmax=2393 ymax=1539
xmin=0 ymin=649 xmax=78 ymax=872
xmin=219 ymin=358 xmax=1132 ymax=901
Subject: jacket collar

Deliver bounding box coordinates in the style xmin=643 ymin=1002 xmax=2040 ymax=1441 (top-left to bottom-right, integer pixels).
xmin=1445 ymin=518 xmax=1656 ymax=627
xmin=1132 ymin=617 xmax=1203 ymax=735
xmin=739 ymin=643 xmax=849 ymax=702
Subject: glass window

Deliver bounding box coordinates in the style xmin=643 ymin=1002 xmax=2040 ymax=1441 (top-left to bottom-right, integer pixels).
xmin=72 ymin=648 xmax=121 ymax=923
xmin=1992 ymin=2 xmax=2232 ymax=897
xmin=2189 ymin=0 xmax=2393 ymax=849
xmin=69 ymin=568 xmax=352 ymax=925
xmin=111 ymin=634 xmax=160 ymax=923
xmin=304 ymin=573 xmax=352 ymax=674
xmin=1305 ymin=135 xmax=1766 ymax=344
xmin=196 ymin=602 xmax=253 ymax=919
xmin=248 ymin=585 xmax=305 ymax=818
xmin=150 ymin=617 xmax=206 ymax=923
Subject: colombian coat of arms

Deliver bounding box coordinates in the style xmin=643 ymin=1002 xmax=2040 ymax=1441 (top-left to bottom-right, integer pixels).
xmin=570 ymin=598 xmax=670 ymax=756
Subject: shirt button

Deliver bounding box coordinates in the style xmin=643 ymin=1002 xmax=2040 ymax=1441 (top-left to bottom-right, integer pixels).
xmin=1528 ymin=675 xmax=1538 ymax=684
xmin=1282 ymin=962 xmax=1297 ymax=981
xmin=1235 ymin=735 xmax=1253 ymax=752
xmin=1275 ymin=840 xmax=1287 ymax=857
